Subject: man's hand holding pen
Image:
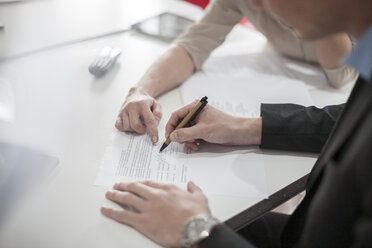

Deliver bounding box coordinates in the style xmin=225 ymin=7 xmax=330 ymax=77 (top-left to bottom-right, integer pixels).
xmin=161 ymin=96 xmax=208 ymax=152
xmin=165 ymin=100 xmax=263 ymax=151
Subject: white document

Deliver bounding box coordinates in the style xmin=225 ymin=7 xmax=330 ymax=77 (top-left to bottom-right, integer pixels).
xmin=96 ymin=130 xmax=189 ymax=186
xmin=95 ymin=128 xmax=268 ymax=198
xmin=180 ymin=69 xmax=314 ymax=117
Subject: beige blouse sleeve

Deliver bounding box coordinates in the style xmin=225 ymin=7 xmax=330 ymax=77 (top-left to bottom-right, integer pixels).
xmin=323 ymin=65 xmax=359 ymax=88
xmin=300 ymin=41 xmax=359 ymax=87
xmin=300 ymin=37 xmax=359 ymax=87
xmin=173 ymin=0 xmax=243 ymax=70
xmin=174 ymin=0 xmax=358 ymax=87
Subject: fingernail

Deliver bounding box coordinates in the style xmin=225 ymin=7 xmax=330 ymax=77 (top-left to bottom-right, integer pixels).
xmin=152 ymin=136 xmax=158 ymax=143
xmin=116 ymin=117 xmax=122 ymax=125
xmin=170 ymin=132 xmax=178 ymax=141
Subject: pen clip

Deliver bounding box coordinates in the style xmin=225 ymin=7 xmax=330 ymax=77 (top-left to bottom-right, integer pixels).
xmin=189 ymin=96 xmax=208 ymax=122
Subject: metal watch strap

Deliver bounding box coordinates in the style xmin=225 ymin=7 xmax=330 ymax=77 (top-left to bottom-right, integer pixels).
xmin=181 ymin=215 xmax=220 ymax=248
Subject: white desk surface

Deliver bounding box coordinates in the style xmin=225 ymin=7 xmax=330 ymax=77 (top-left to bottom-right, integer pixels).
xmin=0 ymin=1 xmax=352 ymax=247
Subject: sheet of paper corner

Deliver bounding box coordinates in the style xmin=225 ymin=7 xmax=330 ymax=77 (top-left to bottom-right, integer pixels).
xmin=180 ymin=70 xmax=314 ymax=119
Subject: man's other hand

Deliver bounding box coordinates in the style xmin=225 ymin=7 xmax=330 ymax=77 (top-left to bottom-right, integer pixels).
xmin=101 ymin=181 xmax=210 ymax=248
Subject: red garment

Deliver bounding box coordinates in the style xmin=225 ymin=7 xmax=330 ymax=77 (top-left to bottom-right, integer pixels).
xmin=184 ymin=0 xmax=210 ymax=9
xmin=183 ymin=0 xmax=254 ymax=28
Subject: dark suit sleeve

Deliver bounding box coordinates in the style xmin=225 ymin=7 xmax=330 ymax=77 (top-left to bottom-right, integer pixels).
xmin=199 ymin=225 xmax=256 ymax=248
xmin=351 ymin=124 xmax=372 ymax=247
xmin=260 ymin=103 xmax=344 ymax=153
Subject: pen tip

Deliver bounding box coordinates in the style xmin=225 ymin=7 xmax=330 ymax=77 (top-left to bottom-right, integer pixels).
xmin=160 ymin=143 xmax=167 ymax=152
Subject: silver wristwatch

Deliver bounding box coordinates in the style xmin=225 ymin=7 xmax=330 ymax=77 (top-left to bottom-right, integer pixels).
xmin=181 ymin=215 xmax=220 ymax=248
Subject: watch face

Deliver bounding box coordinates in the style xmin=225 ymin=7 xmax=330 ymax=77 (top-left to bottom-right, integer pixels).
xmin=182 ymin=216 xmax=220 ymax=247
xmin=188 ymin=218 xmax=207 ymax=240
xmin=187 ymin=218 xmax=212 ymax=243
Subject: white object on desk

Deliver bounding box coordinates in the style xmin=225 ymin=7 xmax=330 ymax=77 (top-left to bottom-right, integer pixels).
xmin=89 ymin=46 xmax=122 ymax=77
xmin=0 ymin=78 xmax=15 ymax=123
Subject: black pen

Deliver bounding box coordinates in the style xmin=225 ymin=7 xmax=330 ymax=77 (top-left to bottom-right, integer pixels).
xmin=160 ymin=96 xmax=208 ymax=152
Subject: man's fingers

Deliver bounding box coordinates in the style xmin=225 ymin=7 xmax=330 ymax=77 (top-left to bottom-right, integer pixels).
xmin=170 ymin=125 xmax=203 ymax=143
xmin=106 ymin=190 xmax=146 ymax=211
xmin=140 ymin=180 xmax=175 ymax=190
xmin=185 ymin=142 xmax=200 ymax=151
xmin=114 ymin=182 xmax=156 ymax=200
xmin=187 ymin=181 xmax=202 ymax=194
xmin=101 ymin=206 xmax=138 ymax=227
xmin=165 ymin=101 xmax=198 ymax=138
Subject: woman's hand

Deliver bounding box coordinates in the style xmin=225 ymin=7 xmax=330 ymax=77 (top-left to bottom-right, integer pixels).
xmin=116 ymin=87 xmax=162 ymax=143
